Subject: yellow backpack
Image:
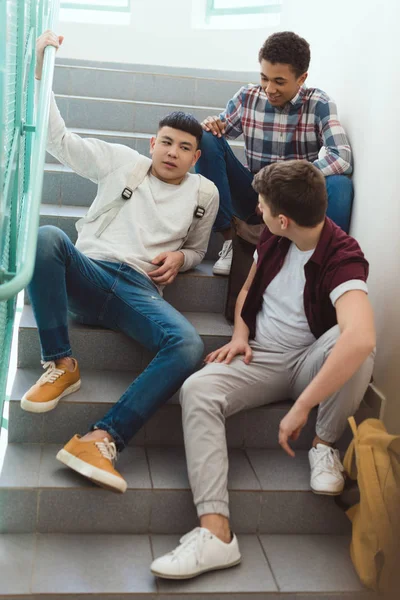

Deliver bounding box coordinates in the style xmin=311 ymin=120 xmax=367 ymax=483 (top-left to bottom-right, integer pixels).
xmin=343 ymin=417 xmax=400 ymax=593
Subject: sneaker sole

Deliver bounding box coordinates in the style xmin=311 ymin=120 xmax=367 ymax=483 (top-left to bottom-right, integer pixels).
xmin=212 ymin=267 xmax=230 ymax=276
xmin=56 ymin=448 xmax=127 ymax=494
xmin=20 ymin=379 xmax=82 ymax=413
xmin=311 ymin=486 xmax=344 ymax=496
xmin=151 ymin=557 xmax=241 ymax=580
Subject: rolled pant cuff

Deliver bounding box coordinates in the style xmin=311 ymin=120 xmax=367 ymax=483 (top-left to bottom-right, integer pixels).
xmin=42 ymin=349 xmax=72 ymax=362
xmin=315 ymin=424 xmax=341 ymax=445
xmin=91 ymin=421 xmax=125 ymax=452
xmin=197 ymin=501 xmax=230 ymax=519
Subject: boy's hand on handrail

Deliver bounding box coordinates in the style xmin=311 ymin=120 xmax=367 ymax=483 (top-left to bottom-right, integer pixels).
xmin=35 ymin=30 xmax=64 ymax=80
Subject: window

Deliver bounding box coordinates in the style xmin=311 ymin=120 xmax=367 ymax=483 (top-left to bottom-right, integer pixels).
xmin=60 ymin=0 xmax=131 ymax=25
xmin=206 ymin=0 xmax=281 ymax=19
xmin=195 ymin=0 xmax=282 ymax=30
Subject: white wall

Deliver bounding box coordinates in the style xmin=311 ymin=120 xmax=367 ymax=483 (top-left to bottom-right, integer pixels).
xmin=56 ymin=0 xmax=271 ymax=72
xmin=280 ymin=0 xmax=400 ymax=433
xmin=57 ymin=0 xmax=400 ymax=433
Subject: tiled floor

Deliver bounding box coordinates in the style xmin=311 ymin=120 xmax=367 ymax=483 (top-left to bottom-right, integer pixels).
xmin=0 ymin=532 xmax=371 ymax=598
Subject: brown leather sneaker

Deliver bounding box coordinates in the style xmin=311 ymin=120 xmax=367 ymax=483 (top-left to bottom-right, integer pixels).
xmin=56 ymin=435 xmax=127 ymax=493
xmin=21 ymin=359 xmax=81 ymax=413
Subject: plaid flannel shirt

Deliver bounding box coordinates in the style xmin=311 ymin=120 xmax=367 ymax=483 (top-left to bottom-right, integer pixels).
xmin=220 ymin=84 xmax=352 ymax=176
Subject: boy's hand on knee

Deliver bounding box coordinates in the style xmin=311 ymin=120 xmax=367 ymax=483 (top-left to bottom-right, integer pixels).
xmin=205 ymin=338 xmax=252 ymax=365
xmin=36 ymin=30 xmax=64 ymax=80
xmin=201 ymin=116 xmax=226 ymax=137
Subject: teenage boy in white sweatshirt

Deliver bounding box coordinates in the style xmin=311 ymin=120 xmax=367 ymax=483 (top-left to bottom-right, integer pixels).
xmin=21 ymin=31 xmax=219 ymax=493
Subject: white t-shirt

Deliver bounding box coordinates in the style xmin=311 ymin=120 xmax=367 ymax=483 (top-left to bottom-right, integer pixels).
xmin=253 ymin=243 xmax=368 ymax=352
xmin=46 ymin=93 xmax=219 ymax=286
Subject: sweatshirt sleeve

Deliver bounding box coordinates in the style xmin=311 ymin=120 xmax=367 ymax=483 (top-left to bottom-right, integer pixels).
xmin=46 ymin=92 xmax=138 ymax=182
xmin=179 ymin=185 xmax=220 ymax=271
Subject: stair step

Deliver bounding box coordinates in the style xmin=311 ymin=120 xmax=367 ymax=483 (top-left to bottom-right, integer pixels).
xmin=18 ymin=305 xmax=233 ymax=370
xmin=37 ymin=203 xmax=224 ymax=260
xmin=56 ymin=57 xmax=259 ymax=81
xmin=0 ymin=531 xmax=371 ymax=598
xmin=0 ymin=444 xmax=350 ymax=535
xmin=24 ymin=256 xmax=228 ymax=313
xmin=53 ymin=64 xmax=252 ymax=108
xmin=45 ymin=128 xmax=245 ymax=164
xmin=9 ymin=368 xmax=314 ymax=448
xmin=55 ymin=94 xmax=223 ymax=134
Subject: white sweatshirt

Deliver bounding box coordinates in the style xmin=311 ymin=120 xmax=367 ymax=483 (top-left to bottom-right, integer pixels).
xmin=46 ymin=93 xmax=219 ymax=283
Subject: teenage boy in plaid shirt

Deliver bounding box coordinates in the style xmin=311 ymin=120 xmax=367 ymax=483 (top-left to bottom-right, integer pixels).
xmin=198 ymin=31 xmax=353 ymax=276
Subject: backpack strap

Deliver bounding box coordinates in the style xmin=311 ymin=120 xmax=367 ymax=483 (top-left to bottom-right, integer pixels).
xmin=178 ymin=175 xmax=215 ymax=248
xmin=76 ymin=155 xmax=152 ymax=237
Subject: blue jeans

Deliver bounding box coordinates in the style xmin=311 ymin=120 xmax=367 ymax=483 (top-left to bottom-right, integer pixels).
xmin=27 ymin=226 xmax=204 ymax=451
xmin=195 ymin=131 xmax=354 ymax=233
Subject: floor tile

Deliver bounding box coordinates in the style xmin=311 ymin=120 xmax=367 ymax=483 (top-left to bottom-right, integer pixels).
xmin=246 ymin=449 xmax=311 ymax=490
xmin=152 ymin=534 xmax=277 ymax=593
xmin=260 ymin=534 xmax=364 ymax=592
xmin=37 ymin=489 xmax=152 ymax=534
xmin=0 ymin=534 xmax=35 ymax=594
xmin=33 ymin=533 xmax=156 ymax=594
xmin=147 ymin=448 xmax=260 ymax=491
xmin=0 ymin=444 xmax=41 ymax=488
xmin=259 ymin=491 xmax=351 ymax=534
xmin=0 ymin=490 xmax=37 ymax=533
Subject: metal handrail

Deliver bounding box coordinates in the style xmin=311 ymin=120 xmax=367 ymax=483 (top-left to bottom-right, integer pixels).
xmin=0 ymin=0 xmax=59 ymax=301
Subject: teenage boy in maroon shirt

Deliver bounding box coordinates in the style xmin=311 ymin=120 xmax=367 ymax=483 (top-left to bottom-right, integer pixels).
xmin=150 ymin=160 xmax=376 ymax=580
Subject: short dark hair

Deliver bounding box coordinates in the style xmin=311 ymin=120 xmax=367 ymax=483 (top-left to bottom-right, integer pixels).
xmin=158 ymin=111 xmax=203 ymax=149
xmin=252 ymin=160 xmax=327 ymax=227
xmin=258 ymin=31 xmax=310 ymax=78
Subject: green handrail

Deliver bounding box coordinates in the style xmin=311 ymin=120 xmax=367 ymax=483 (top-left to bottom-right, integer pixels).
xmin=0 ymin=0 xmax=59 ymax=427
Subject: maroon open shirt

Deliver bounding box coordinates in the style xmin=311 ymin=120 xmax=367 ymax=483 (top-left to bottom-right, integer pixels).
xmin=241 ymin=218 xmax=369 ymax=340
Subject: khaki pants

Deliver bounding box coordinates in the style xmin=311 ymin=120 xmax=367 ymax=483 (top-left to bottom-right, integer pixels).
xmin=180 ymin=326 xmax=375 ymax=519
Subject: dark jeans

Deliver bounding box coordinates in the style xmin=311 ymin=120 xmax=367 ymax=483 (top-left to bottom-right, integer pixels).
xmin=195 ymin=131 xmax=354 ymax=233
xmin=27 ymin=225 xmax=204 ymax=451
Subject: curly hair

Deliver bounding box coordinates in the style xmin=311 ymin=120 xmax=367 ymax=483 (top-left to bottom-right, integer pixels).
xmin=252 ymin=160 xmax=327 ymax=227
xmin=258 ymin=32 xmax=310 ymax=78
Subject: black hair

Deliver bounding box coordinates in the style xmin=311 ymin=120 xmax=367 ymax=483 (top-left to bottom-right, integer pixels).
xmin=258 ymin=31 xmax=310 ymax=78
xmin=158 ymin=112 xmax=203 ymax=149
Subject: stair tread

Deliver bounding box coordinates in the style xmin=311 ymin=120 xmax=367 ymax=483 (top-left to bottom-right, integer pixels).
xmin=1 ymin=444 xmax=313 ymax=492
xmin=20 ymin=304 xmax=234 ymax=337
xmin=56 ymin=61 xmax=256 ymax=83
xmin=0 ymin=531 xmax=368 ymax=597
xmin=9 ymin=368 xmax=292 ymax=410
xmin=56 ymin=92 xmax=224 ymax=111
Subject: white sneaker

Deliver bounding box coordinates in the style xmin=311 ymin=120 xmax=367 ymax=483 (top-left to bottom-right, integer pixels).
xmin=309 ymin=443 xmax=345 ymax=496
xmin=213 ymin=240 xmax=233 ymax=276
xmin=150 ymin=527 xmax=241 ymax=580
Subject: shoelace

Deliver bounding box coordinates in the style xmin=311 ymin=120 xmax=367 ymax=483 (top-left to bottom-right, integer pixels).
xmin=313 ymin=447 xmax=344 ymax=477
xmin=218 ymin=240 xmax=232 ymax=259
xmin=38 ymin=361 xmax=66 ymax=385
xmin=95 ymin=438 xmax=118 ymax=463
xmin=171 ymin=527 xmax=211 ymax=566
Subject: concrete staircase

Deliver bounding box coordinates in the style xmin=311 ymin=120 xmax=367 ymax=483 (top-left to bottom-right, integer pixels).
xmin=0 ymin=62 xmax=377 ymax=599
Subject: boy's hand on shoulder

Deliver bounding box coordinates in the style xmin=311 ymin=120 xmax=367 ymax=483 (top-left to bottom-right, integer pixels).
xmin=205 ymin=337 xmax=252 ymax=365
xmin=201 ymin=116 xmax=226 ymax=138
xmin=149 ymin=251 xmax=185 ymax=286
xmin=35 ymin=30 xmax=64 ymax=80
